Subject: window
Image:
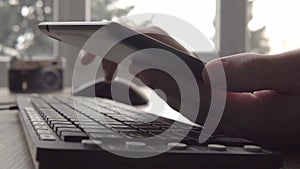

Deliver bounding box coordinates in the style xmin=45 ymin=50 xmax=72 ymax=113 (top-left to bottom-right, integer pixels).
xmin=0 ymin=0 xmax=54 ymax=57
xmin=5 ymin=0 xmax=285 ymax=86
xmin=91 ymin=0 xmax=217 ymax=52
xmin=247 ymin=0 xmax=300 ymax=54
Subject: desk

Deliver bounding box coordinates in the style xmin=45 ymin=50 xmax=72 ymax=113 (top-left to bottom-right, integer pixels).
xmin=0 ymin=88 xmax=300 ymax=169
xmin=0 ymin=89 xmax=33 ymax=168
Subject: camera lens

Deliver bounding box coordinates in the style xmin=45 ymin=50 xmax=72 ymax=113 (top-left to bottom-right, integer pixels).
xmin=38 ymin=67 xmax=61 ymax=89
xmin=44 ymin=71 xmax=58 ymax=85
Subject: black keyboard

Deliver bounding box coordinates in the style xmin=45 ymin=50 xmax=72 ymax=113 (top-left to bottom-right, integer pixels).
xmin=17 ymin=94 xmax=283 ymax=169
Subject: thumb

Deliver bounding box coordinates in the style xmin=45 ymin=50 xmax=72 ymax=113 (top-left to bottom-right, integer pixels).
xmin=202 ymin=50 xmax=300 ymax=93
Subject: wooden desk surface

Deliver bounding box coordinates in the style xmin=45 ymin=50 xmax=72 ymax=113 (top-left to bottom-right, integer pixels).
xmin=0 ymin=88 xmax=299 ymax=169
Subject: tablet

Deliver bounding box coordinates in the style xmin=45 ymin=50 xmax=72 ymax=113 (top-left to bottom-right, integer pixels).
xmin=38 ymin=21 xmax=205 ymax=77
xmin=39 ymin=21 xmax=207 ymax=123
xmin=39 ymin=22 xmax=109 ymax=49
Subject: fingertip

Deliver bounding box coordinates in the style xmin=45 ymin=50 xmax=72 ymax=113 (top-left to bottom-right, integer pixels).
xmin=102 ymin=59 xmax=118 ymax=82
xmin=104 ymin=73 xmax=114 ymax=82
xmin=80 ymin=51 xmax=96 ymax=65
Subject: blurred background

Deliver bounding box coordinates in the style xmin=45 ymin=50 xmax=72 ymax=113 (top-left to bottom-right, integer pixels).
xmin=0 ymin=0 xmax=299 ymax=87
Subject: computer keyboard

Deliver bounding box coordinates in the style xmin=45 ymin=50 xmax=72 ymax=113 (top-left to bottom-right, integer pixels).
xmin=29 ymin=95 xmax=203 ymax=143
xmin=17 ymin=94 xmax=283 ymax=169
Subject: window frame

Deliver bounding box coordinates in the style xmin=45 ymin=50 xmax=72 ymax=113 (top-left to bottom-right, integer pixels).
xmin=0 ymin=0 xmax=248 ymax=86
xmin=54 ymin=0 xmax=248 ymax=86
xmin=217 ymin=0 xmax=247 ymax=57
xmin=55 ymin=0 xmax=90 ymax=86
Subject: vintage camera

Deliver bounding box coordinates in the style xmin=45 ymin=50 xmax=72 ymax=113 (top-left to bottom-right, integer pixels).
xmin=8 ymin=57 xmax=65 ymax=93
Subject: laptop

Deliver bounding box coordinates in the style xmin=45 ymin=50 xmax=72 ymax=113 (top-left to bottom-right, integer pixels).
xmin=15 ymin=21 xmax=282 ymax=169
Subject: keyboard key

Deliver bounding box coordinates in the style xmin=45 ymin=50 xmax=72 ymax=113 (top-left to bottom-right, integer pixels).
xmin=37 ymin=129 xmax=51 ymax=134
xmin=133 ymin=125 xmax=160 ymax=130
xmin=42 ymin=96 xmax=61 ymax=104
xmin=42 ymin=111 xmax=59 ymax=115
xmin=52 ymin=104 xmax=77 ymax=116
xmin=125 ymin=141 xmax=147 ymax=149
xmin=61 ymin=132 xmax=88 ymax=142
xmin=47 ymin=118 xmax=68 ymax=124
xmin=31 ymin=118 xmax=43 ymax=122
xmin=89 ymin=133 xmax=123 ymax=140
xmin=111 ymin=116 xmax=135 ymax=121
xmin=168 ymin=142 xmax=187 ymax=150
xmin=161 ymin=133 xmax=182 ymax=140
xmin=25 ymin=106 xmax=35 ymax=111
xmin=96 ymin=119 xmax=119 ymax=124
xmin=81 ymin=139 xmax=102 ymax=148
xmin=50 ymin=121 xmax=72 ymax=128
xmin=33 ymin=99 xmax=52 ymax=109
xmin=40 ymin=134 xmax=56 ymax=141
xmin=32 ymin=122 xmax=45 ymax=126
xmin=154 ymin=124 xmax=173 ymax=129
xmin=44 ymin=113 xmax=63 ymax=117
xmin=115 ymin=128 xmax=141 ymax=132
xmin=56 ymin=128 xmax=82 ymax=136
xmin=123 ymin=121 xmax=142 ymax=125
xmin=121 ymin=131 xmax=152 ymax=138
xmin=103 ymin=121 xmax=124 ymax=125
xmin=69 ymin=118 xmax=94 ymax=123
xmin=106 ymin=124 xmax=133 ymax=129
xmin=53 ymin=124 xmax=76 ymax=132
xmin=145 ymin=129 xmax=165 ymax=135
xmin=243 ymin=145 xmax=262 ymax=153
xmin=74 ymin=121 xmax=99 ymax=126
xmin=79 ymin=125 xmax=106 ymax=129
xmin=207 ymin=144 xmax=227 ymax=151
xmin=83 ymin=128 xmax=115 ymax=134
xmin=34 ymin=126 xmax=48 ymax=130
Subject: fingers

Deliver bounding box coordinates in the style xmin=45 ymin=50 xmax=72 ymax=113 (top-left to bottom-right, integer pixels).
xmin=80 ymin=26 xmax=191 ymax=82
xmin=79 ymin=50 xmax=96 ymax=65
xmin=136 ymin=26 xmax=191 ymax=54
xmin=202 ymin=50 xmax=300 ymax=93
xmin=130 ymin=56 xmax=300 ymax=146
xmin=79 ymin=50 xmax=117 ymax=81
xmin=102 ymin=59 xmax=118 ymax=82
xmin=131 ymin=67 xmax=182 ymax=111
xmin=223 ymin=90 xmax=300 ymax=147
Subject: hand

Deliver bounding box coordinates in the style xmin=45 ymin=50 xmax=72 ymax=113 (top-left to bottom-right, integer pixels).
xmin=81 ymin=24 xmax=300 ymax=149
xmin=203 ymin=50 xmax=300 ymax=149
xmin=132 ymin=46 xmax=300 ymax=149
xmin=80 ymin=25 xmax=205 ymax=118
xmin=80 ymin=26 xmax=189 ymax=81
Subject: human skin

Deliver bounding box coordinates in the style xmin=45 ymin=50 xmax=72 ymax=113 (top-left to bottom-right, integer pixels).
xmin=204 ymin=50 xmax=300 ymax=149
xmin=80 ymin=27 xmax=300 ymax=149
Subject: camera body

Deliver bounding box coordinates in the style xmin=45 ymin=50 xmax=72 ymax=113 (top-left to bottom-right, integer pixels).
xmin=8 ymin=57 xmax=65 ymax=93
